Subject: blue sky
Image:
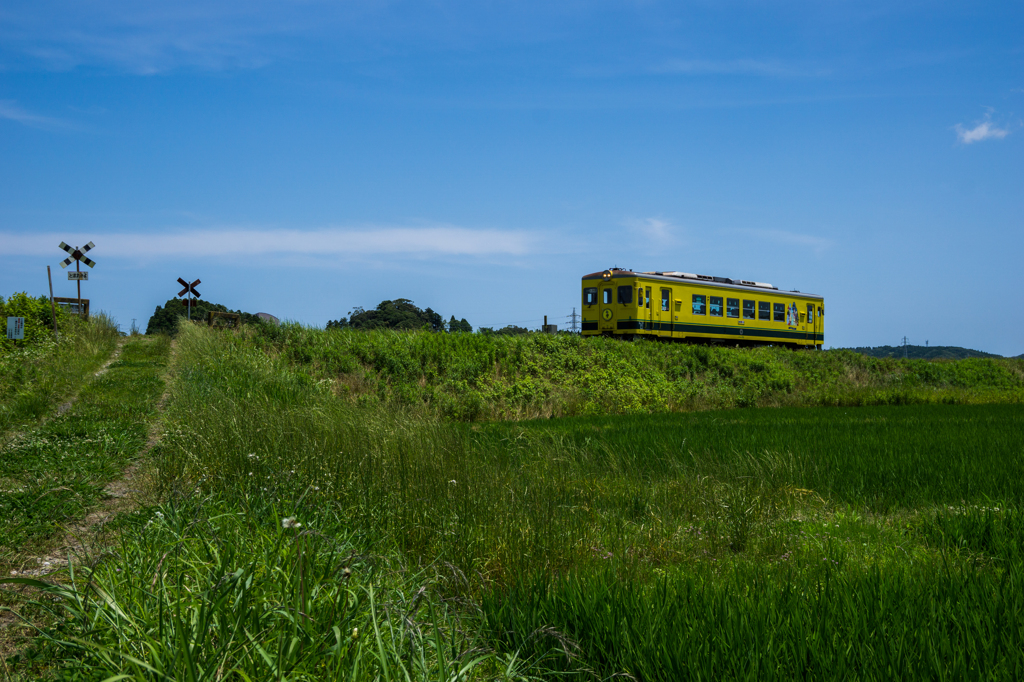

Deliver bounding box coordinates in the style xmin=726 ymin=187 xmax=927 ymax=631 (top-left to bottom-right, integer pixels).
xmin=1 ymin=1 xmax=1021 ymax=353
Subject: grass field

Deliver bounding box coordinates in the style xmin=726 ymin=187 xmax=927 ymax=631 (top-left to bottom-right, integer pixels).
xmin=4 ymin=323 xmax=1023 ymax=680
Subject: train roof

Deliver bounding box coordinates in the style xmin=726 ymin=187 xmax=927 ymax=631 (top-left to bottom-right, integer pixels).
xmin=581 ymin=268 xmax=823 ymax=300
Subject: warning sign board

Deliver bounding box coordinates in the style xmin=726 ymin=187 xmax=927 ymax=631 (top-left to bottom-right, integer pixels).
xmin=6 ymin=317 xmax=25 ymax=340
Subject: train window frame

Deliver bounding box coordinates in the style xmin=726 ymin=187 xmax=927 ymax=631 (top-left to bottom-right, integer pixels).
xmin=603 ymin=289 xmax=612 ymax=305
xmin=661 ymin=289 xmax=671 ymax=312
xmin=807 ymin=303 xmax=814 ymax=324
xmin=645 ymin=287 xmax=652 ymax=309
xmin=584 ymin=288 xmax=598 ymax=306
xmin=743 ymin=300 xmax=755 ymax=320
xmin=617 ymin=285 xmax=633 ymax=305
xmin=773 ymin=302 xmax=785 ymax=322
xmin=726 ymin=298 xmax=740 ymax=318
xmin=692 ymin=294 xmax=706 ymax=315
xmin=709 ymin=296 xmax=723 ymax=317
xmin=758 ymin=301 xmax=770 ymax=320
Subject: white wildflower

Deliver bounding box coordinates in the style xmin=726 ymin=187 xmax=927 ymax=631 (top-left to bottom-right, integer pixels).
xmin=282 ymin=517 xmax=301 ymax=529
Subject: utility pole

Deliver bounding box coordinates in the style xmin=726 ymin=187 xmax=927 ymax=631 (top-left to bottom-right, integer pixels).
xmin=566 ymin=307 xmax=580 ymax=333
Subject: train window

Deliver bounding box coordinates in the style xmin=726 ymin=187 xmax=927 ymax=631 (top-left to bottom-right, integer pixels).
xmin=773 ymin=303 xmax=785 ymax=322
xmin=692 ymin=294 xmax=706 ymax=315
xmin=603 ymin=289 xmax=612 ymax=305
xmin=617 ymin=286 xmax=633 ymax=305
xmin=645 ymin=287 xmax=651 ymax=309
xmin=709 ymin=296 xmax=723 ymax=317
xmin=807 ymin=303 xmax=814 ymax=324
xmin=726 ymin=298 xmax=739 ymax=318
xmin=661 ymin=289 xmax=670 ymax=312
xmin=743 ymin=300 xmax=755 ymax=319
xmin=758 ymin=301 xmax=770 ymax=320
xmin=584 ymin=288 xmax=598 ymax=305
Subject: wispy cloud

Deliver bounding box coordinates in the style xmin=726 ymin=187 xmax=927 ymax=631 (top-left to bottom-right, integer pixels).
xmin=0 ymin=100 xmax=72 ymax=131
xmin=956 ymin=121 xmax=1009 ymax=144
xmin=738 ymin=228 xmax=834 ymax=255
xmin=954 ymin=113 xmax=1011 ymax=144
xmin=654 ymin=59 xmax=826 ymax=78
xmin=0 ymin=1 xmax=303 ymax=73
xmin=624 ymin=216 xmax=676 ymax=242
xmin=0 ymin=225 xmax=538 ymax=260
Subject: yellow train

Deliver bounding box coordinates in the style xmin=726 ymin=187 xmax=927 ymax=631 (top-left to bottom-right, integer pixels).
xmin=581 ymin=268 xmax=824 ymax=349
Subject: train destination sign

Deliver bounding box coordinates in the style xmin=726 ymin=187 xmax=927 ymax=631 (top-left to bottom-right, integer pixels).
xmin=68 ymin=271 xmax=89 ymax=281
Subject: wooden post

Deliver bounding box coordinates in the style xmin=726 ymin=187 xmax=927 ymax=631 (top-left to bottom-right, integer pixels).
xmin=47 ymin=266 xmax=58 ymax=341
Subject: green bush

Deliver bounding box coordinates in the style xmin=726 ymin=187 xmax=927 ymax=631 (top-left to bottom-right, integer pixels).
xmin=0 ymin=292 xmax=68 ymax=351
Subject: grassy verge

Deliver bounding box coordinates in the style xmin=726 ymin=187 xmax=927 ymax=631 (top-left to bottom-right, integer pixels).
xmin=243 ymin=324 xmax=1024 ymax=420
xmin=6 ymin=324 xmax=1023 ymax=679
xmin=0 ymin=315 xmax=121 ymax=439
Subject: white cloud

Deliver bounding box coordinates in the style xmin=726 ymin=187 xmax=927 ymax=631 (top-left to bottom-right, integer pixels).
xmin=955 ymin=111 xmax=1010 ymax=144
xmin=0 ymin=100 xmax=72 ymax=131
xmin=624 ymin=216 xmax=675 ymax=241
xmin=0 ymin=225 xmax=537 ymax=261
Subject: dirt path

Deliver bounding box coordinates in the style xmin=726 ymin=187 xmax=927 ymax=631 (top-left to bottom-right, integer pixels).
xmin=11 ymin=339 xmax=173 ymax=579
xmin=0 ymin=336 xmax=175 ymax=660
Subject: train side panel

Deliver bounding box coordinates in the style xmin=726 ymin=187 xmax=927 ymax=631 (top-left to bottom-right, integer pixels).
xmin=582 ymin=272 xmax=824 ymax=348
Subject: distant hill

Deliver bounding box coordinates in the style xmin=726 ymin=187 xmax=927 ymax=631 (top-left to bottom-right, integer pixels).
xmin=840 ymin=345 xmax=1002 ymax=360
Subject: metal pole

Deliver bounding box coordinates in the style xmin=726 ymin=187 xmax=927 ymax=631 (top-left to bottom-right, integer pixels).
xmin=188 ymin=295 xmax=191 ymax=321
xmin=47 ymin=266 xmax=58 ymax=342
xmin=76 ymin=258 xmax=82 ymax=318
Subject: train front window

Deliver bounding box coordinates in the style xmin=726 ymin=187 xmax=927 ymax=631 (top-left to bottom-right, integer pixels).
xmin=758 ymin=301 xmax=770 ymax=320
xmin=726 ymin=298 xmax=739 ymax=318
xmin=584 ymin=288 xmax=598 ymax=305
xmin=617 ymin=286 xmax=633 ymax=305
xmin=692 ymin=294 xmax=706 ymax=315
xmin=603 ymin=289 xmax=612 ymax=305
xmin=709 ymin=296 xmax=723 ymax=317
xmin=743 ymin=300 xmax=755 ymax=319
xmin=773 ymin=303 xmax=785 ymax=322
xmin=661 ymin=289 xmax=670 ymax=312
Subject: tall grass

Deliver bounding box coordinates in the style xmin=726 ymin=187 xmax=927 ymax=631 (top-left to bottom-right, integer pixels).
xmin=5 ymin=496 xmax=538 ymax=681
xmin=155 ymin=326 xmax=1024 ymax=579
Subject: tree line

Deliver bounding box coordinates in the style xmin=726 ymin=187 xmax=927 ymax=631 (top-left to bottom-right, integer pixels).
xmin=326 ymin=299 xmax=473 ymax=333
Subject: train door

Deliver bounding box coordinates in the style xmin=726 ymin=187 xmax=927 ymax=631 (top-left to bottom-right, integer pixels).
xmin=644 ymin=286 xmax=653 ymax=333
xmin=659 ymin=288 xmax=671 ymax=337
xmin=599 ymin=284 xmax=615 ymax=333
xmin=805 ymin=303 xmax=813 ymax=346
xmin=808 ymin=303 xmax=821 ymax=348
